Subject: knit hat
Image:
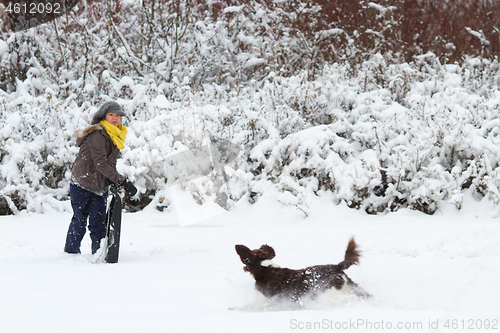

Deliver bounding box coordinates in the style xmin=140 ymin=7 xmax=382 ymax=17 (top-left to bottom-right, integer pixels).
xmin=91 ymin=101 xmax=126 ymax=125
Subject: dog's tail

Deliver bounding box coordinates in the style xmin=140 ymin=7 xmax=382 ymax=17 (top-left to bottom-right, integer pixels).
xmin=338 ymin=237 xmax=360 ymax=271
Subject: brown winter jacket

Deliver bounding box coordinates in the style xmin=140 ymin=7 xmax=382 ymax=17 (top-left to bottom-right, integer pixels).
xmin=71 ymin=124 xmax=125 ymax=195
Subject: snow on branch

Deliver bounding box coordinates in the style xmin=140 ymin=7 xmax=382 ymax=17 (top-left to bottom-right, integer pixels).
xmin=465 ymin=27 xmax=490 ymax=47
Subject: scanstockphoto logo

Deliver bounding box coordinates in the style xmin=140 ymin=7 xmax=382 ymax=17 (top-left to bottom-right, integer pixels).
xmin=1 ymin=0 xmax=80 ymax=32
xmin=289 ymin=318 xmax=426 ymax=330
xmin=289 ymin=318 xmax=500 ymax=331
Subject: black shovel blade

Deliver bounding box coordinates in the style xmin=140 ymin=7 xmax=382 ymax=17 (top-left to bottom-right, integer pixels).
xmin=104 ymin=186 xmax=122 ymax=264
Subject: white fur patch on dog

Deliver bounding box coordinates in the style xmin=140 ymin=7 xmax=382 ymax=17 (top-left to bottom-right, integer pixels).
xmin=261 ymin=260 xmax=280 ymax=268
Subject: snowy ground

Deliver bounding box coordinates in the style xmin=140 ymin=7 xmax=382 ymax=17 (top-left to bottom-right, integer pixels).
xmin=1 ymin=191 xmax=499 ymax=333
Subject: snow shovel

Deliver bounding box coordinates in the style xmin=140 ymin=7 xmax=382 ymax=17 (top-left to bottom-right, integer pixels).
xmin=104 ymin=183 xmax=122 ymax=263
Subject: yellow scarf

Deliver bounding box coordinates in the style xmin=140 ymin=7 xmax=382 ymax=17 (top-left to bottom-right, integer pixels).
xmin=99 ymin=120 xmax=128 ymax=149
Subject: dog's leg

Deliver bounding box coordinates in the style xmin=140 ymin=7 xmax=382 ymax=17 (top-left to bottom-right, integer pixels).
xmin=229 ymin=291 xmax=268 ymax=311
xmin=248 ymin=291 xmax=268 ymax=311
xmin=344 ymin=275 xmax=371 ymax=298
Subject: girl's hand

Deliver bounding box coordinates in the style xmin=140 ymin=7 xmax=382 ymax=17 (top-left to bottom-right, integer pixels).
xmin=121 ymin=179 xmax=138 ymax=196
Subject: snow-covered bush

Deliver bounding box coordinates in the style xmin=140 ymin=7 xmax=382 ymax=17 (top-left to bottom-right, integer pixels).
xmin=2 ymin=53 xmax=500 ymax=215
xmin=243 ymin=55 xmax=500 ymax=215
xmin=0 ymin=83 xmax=80 ymax=213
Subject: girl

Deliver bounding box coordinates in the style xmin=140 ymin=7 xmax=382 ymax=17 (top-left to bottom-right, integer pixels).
xmin=64 ymin=101 xmax=137 ymax=254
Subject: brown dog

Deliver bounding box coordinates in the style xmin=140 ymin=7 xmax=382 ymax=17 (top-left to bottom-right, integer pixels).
xmin=235 ymin=238 xmax=369 ymax=302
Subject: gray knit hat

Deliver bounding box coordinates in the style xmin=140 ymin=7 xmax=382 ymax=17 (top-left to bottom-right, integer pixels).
xmin=91 ymin=101 xmax=126 ymax=125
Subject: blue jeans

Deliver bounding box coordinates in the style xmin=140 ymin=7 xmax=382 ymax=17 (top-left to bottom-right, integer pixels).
xmin=64 ymin=184 xmax=107 ymax=254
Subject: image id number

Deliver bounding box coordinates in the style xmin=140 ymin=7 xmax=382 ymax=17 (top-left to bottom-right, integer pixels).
xmin=444 ymin=319 xmax=498 ymax=330
xmin=5 ymin=1 xmax=62 ymax=15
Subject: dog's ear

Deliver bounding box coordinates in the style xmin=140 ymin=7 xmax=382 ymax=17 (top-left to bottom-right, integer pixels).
xmin=235 ymin=245 xmax=253 ymax=264
xmin=258 ymin=244 xmax=276 ymax=260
